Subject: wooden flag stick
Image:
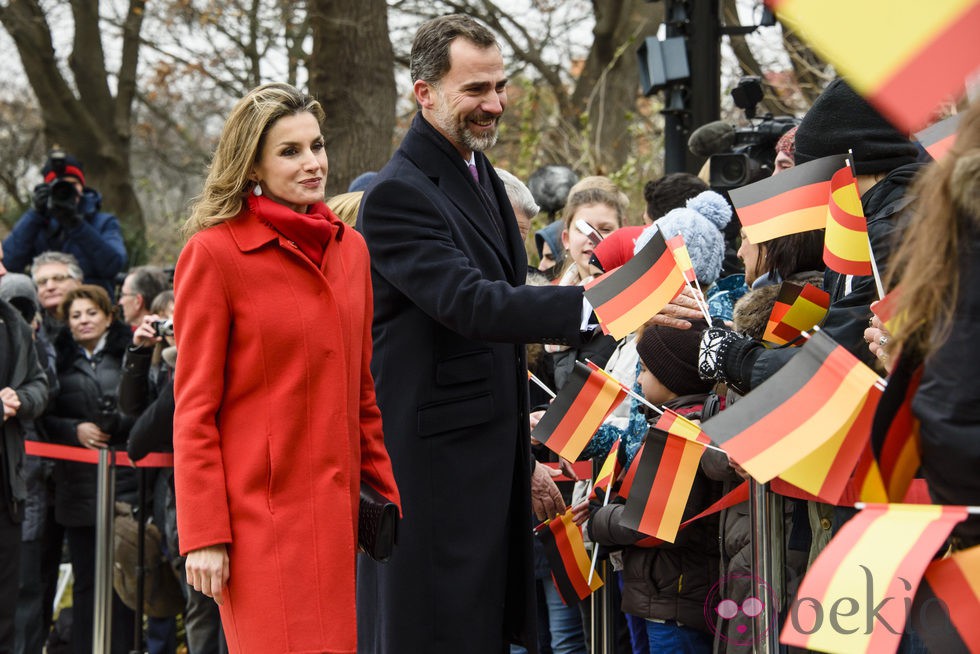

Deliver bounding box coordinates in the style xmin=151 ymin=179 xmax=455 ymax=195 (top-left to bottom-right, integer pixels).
xmin=845 ymin=152 xmax=886 ymax=299
xmin=528 ymin=371 xmax=557 ymax=399
xmin=587 ymin=469 xmax=616 ymax=584
xmin=686 ymin=279 xmax=713 ymax=327
xmin=854 ymin=502 xmax=980 ymax=515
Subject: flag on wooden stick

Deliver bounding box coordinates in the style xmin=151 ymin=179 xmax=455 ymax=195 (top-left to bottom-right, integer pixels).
xmin=584 ymin=229 xmax=686 ymax=339
xmin=729 ymin=154 xmax=847 ymax=244
xmin=654 ymin=408 xmax=711 ymax=445
xmin=824 ymin=164 xmax=873 ymax=276
xmin=766 ymin=0 xmax=980 ymax=132
xmin=871 ymin=287 xmax=903 ymax=334
xmin=532 ymin=361 xmax=628 ymax=462
xmin=589 ymin=438 xmax=622 ymax=502
xmin=762 ymin=282 xmax=831 ymax=346
xmin=781 ymin=503 xmax=968 ymax=653
xmin=535 ymin=509 xmax=604 ymax=605
xmin=700 ymin=330 xmax=881 ymax=483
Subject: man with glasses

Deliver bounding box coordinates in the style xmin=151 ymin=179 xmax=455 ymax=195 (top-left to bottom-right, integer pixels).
xmin=30 ymin=252 xmax=82 ymax=342
xmin=117 ymin=266 xmax=167 ymax=330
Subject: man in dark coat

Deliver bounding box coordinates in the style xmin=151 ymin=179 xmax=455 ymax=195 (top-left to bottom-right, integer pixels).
xmin=356 ymin=14 xmax=589 ymax=654
xmin=0 ymin=242 xmax=50 ymax=651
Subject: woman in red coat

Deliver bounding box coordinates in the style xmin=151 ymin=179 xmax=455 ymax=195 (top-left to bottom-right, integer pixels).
xmin=172 ymin=83 xmax=400 ymax=654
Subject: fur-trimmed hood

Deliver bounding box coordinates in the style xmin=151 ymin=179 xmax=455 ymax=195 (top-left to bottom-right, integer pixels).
xmin=54 ymin=320 xmax=132 ymax=372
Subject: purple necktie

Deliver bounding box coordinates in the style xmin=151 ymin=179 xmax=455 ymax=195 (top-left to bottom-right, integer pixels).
xmin=468 ymin=162 xmax=479 ymax=183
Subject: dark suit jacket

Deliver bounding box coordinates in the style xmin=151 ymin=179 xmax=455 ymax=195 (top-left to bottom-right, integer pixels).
xmin=356 ymin=113 xmax=584 ymax=654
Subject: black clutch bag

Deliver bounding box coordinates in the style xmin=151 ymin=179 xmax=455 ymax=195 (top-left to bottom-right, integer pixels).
xmin=359 ymin=483 xmax=399 ymax=562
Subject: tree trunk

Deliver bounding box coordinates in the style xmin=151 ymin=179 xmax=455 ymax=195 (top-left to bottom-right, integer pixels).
xmin=309 ymin=0 xmax=397 ymax=196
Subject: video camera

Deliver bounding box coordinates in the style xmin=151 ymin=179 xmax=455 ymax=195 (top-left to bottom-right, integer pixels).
xmin=688 ymin=77 xmax=799 ymax=191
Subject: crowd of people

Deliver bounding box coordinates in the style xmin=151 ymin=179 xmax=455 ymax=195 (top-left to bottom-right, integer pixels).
xmin=0 ymin=10 xmax=976 ymax=654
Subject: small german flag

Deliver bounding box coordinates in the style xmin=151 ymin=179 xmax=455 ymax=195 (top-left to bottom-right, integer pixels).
xmin=701 ymin=330 xmax=881 ymax=483
xmin=589 ymin=438 xmax=622 ymax=502
xmin=532 ymin=361 xmax=628 ymax=462
xmin=654 ymin=408 xmax=711 ymax=444
xmin=584 ymin=229 xmax=686 ymax=340
xmin=916 ymin=112 xmax=963 ymax=161
xmin=824 ymin=164 xmax=873 ymax=276
xmin=621 ymin=429 xmax=705 ymax=542
xmin=912 ymin=544 xmax=980 ymax=653
xmin=729 ymin=154 xmax=847 ymax=244
xmin=781 ymin=503 xmax=968 ymax=653
xmin=766 ymin=0 xmax=980 ymax=132
xmin=871 ymin=356 xmax=923 ymax=501
xmin=849 ymin=441 xmax=890 ymax=504
xmin=775 ymin=385 xmax=882 ymax=504
xmin=535 ymin=509 xmax=603 ymax=605
xmin=762 ymin=282 xmax=831 ymax=346
xmin=665 ymin=234 xmax=696 ymax=283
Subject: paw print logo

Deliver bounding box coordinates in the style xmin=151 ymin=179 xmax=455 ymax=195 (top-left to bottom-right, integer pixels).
xmin=703 ymin=574 xmax=775 ymax=647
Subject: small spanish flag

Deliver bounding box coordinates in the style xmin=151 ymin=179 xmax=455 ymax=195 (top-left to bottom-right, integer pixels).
xmin=824 ymin=164 xmax=873 ymax=276
xmin=532 ymin=361 xmax=628 ymax=462
xmin=766 ymin=0 xmax=980 ymax=132
xmin=911 ymin=544 xmax=980 ymax=653
xmin=916 ymin=112 xmax=963 ymax=161
xmin=701 ymin=330 xmax=881 ymax=483
xmin=775 ymin=385 xmax=882 ymax=504
xmin=621 ymin=428 xmax=706 ymax=542
xmin=655 ymin=408 xmax=711 ymax=444
xmin=665 ymin=234 xmax=696 ymax=283
xmin=535 ymin=509 xmax=603 ymax=605
xmin=871 ymin=356 xmax=923 ymax=501
xmin=589 ymin=438 xmax=622 ymax=502
xmin=762 ymin=282 xmax=831 ymax=346
xmin=584 ymin=229 xmax=686 ymax=340
xmin=781 ymin=503 xmax=968 ymax=653
xmin=729 ymin=154 xmax=847 ymax=244
xmin=871 ymin=286 xmax=903 ymax=334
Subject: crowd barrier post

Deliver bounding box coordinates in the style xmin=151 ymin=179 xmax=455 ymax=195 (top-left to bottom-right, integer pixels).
xmin=749 ymin=480 xmax=779 ymax=652
xmin=131 ymin=466 xmax=148 ymax=654
xmin=93 ymin=447 xmax=117 ymax=654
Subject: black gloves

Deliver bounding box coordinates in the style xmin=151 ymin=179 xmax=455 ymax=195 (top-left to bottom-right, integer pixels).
xmin=698 ymin=327 xmax=759 ymax=394
xmin=32 ymin=183 xmax=50 ymax=215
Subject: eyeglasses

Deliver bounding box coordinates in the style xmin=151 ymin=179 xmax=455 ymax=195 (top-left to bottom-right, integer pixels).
xmin=34 ymin=273 xmax=77 ymax=286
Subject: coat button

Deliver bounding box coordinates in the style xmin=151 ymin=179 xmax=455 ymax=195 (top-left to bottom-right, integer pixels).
xmin=820 ymin=518 xmax=832 ymax=531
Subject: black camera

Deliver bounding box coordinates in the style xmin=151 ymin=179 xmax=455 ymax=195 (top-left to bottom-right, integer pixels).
xmin=97 ymin=394 xmax=120 ymax=435
xmin=48 ymin=179 xmax=80 ymax=214
xmin=692 ymin=77 xmax=799 ymax=191
xmin=153 ymin=319 xmax=174 ymax=338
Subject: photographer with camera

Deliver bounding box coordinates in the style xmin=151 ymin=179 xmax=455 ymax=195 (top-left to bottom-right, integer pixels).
xmin=2 ymin=151 xmax=128 ymax=298
xmin=41 ymin=284 xmax=137 ymax=653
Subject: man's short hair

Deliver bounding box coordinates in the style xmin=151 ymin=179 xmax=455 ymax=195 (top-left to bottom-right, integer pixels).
xmin=30 ymin=251 xmax=84 ymax=282
xmin=126 ymin=265 xmax=169 ymax=307
xmin=410 ymin=14 xmax=498 ymax=85
xmin=643 ymin=173 xmax=708 ymax=222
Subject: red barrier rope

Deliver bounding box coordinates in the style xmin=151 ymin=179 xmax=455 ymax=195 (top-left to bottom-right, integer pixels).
xmin=25 ymin=440 xmax=174 ymax=468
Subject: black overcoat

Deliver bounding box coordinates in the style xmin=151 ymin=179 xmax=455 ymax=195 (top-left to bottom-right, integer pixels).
xmin=356 ymin=114 xmax=584 ymax=654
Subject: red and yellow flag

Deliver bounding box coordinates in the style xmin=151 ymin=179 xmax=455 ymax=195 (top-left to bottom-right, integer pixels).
xmin=584 ymin=229 xmax=686 ymax=339
xmin=766 ymin=0 xmax=980 ymax=132
xmin=665 ymin=234 xmax=696 ymax=283
xmin=532 ymin=361 xmax=628 ymax=462
xmin=916 ymin=112 xmax=963 ymax=161
xmin=655 ymin=408 xmax=711 ymax=445
xmin=729 ymin=154 xmax=847 ymax=244
xmin=621 ymin=429 xmax=705 ymax=543
xmin=871 ymin=358 xmax=923 ymax=501
xmin=912 ymin=544 xmax=980 ymax=653
xmin=589 ymin=438 xmax=622 ymax=502
xmin=781 ymin=503 xmax=968 ymax=653
xmin=848 ymin=441 xmax=890 ymax=504
xmin=871 ymin=287 xmax=903 ymax=334
xmin=701 ymin=330 xmax=881 ymax=483
xmin=762 ymin=282 xmax=831 ymax=346
xmin=617 ymin=443 xmax=643 ymax=500
xmin=775 ymin=385 xmax=882 ymax=504
xmin=824 ymin=164 xmax=873 ymax=276
xmin=535 ymin=509 xmax=604 ymax=605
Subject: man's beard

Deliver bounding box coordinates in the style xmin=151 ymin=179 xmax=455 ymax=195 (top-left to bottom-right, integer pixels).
xmin=433 ymin=101 xmax=499 ymax=152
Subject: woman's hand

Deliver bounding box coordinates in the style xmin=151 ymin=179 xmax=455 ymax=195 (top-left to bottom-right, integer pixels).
xmin=864 ymin=314 xmax=896 ymax=374
xmin=76 ymin=422 xmax=110 ymax=450
xmin=133 ymin=314 xmax=163 ymax=349
xmin=186 ymin=544 xmax=230 ymax=605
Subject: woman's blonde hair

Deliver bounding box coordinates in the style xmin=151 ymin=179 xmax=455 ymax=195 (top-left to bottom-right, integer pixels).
xmin=182 ymin=83 xmax=325 ymax=237
xmin=326 ymin=192 xmax=364 ymax=227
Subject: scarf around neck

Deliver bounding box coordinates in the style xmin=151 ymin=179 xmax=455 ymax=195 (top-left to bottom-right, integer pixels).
xmin=248 ymin=194 xmax=337 ymax=267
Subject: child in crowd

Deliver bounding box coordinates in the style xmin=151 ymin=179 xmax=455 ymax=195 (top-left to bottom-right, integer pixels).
xmin=588 ymin=321 xmax=722 ymax=654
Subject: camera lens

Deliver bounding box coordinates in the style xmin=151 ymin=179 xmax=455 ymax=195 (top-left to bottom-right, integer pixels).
xmin=47 ymin=179 xmax=80 ymax=214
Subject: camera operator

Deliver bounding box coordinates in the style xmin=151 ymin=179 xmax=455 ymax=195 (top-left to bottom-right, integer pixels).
xmin=3 ymin=151 xmax=128 ymax=298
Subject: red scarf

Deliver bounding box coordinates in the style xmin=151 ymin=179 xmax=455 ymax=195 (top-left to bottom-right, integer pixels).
xmin=248 ymin=194 xmax=339 ymax=267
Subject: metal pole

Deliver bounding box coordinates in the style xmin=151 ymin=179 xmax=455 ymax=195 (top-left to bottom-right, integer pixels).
xmin=601 ymin=559 xmax=614 ymax=654
xmin=131 ymin=467 xmax=147 ymax=654
xmin=93 ymin=448 xmax=116 ymax=654
xmin=749 ymin=480 xmax=779 ymax=653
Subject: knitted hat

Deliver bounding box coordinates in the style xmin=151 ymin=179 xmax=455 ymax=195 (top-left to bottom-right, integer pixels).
xmin=795 ymin=79 xmax=918 ymax=175
xmin=591 ymin=226 xmax=645 ymax=272
xmin=0 ymin=273 xmax=40 ymax=323
xmin=634 ymin=190 xmax=732 ymax=286
xmin=775 ymin=126 xmax=797 ymax=158
xmin=636 ymin=321 xmax=713 ymax=396
xmin=42 ymin=152 xmax=85 ymax=186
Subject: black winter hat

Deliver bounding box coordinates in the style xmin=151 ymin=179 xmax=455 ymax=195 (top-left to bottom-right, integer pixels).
xmin=795 ymin=79 xmax=918 ymax=175
xmin=636 ymin=321 xmax=713 ymax=397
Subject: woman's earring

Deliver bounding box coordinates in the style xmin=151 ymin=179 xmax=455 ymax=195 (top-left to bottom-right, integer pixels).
xmin=253 ymin=183 xmax=262 ymax=197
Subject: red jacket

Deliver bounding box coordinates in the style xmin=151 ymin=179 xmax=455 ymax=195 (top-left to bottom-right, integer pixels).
xmin=174 ymin=197 xmax=399 ymax=653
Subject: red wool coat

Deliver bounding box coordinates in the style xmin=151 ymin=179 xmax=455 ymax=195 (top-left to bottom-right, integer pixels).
xmin=173 ymin=197 xmax=400 ymax=654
